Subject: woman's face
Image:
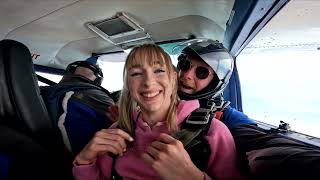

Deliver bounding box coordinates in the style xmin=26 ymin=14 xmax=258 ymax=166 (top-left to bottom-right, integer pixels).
xmin=127 ymin=60 xmax=174 ymax=114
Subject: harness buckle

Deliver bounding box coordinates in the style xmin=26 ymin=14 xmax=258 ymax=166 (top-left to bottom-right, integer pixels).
xmin=186 ymin=108 xmax=214 ymax=125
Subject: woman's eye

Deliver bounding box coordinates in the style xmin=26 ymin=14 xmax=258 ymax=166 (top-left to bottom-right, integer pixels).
xmin=130 ymin=72 xmax=142 ymax=76
xmin=155 ymin=69 xmax=165 ymax=74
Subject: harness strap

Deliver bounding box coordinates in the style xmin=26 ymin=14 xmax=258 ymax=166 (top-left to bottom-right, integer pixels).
xmin=172 ymin=107 xmax=215 ymax=171
xmin=175 ymin=108 xmax=214 ymax=146
xmin=111 ymin=155 xmax=122 ymax=180
xmin=172 ymin=100 xmax=230 ymax=170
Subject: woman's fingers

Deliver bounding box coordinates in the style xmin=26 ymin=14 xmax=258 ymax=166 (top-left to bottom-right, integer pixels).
xmin=96 ymin=144 xmax=120 ymax=156
xmin=93 ymin=129 xmax=133 ymax=155
xmin=142 ymin=152 xmax=156 ymax=167
xmin=76 ymin=143 xmax=120 ymax=165
xmin=102 ymin=133 xmax=128 ymax=150
xmin=144 ymin=134 xmax=181 ymax=162
xmin=76 ymin=128 xmax=133 ymax=164
xmin=95 ymin=131 xmax=125 ymax=151
xmin=150 ymin=140 xmax=167 ymax=151
xmin=157 ymin=133 xmax=177 ymax=144
xmin=101 ymin=128 xmax=134 ymax=142
xmin=92 ymin=135 xmax=125 ymax=155
xmin=145 ymin=145 xmax=162 ymax=160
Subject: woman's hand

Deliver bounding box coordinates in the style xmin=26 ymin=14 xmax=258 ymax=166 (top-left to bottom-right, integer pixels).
xmin=142 ymin=133 xmax=204 ymax=180
xmin=75 ymin=128 xmax=134 ymax=165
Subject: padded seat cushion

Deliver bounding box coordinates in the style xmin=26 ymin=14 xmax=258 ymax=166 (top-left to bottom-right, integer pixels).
xmin=0 ymin=40 xmax=52 ymax=135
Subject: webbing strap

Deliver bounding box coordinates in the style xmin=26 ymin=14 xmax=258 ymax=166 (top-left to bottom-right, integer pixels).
xmin=173 ymin=128 xmax=204 ymax=149
xmin=174 ymin=107 xmax=214 ymax=148
xmin=171 ymin=107 xmax=215 ymax=171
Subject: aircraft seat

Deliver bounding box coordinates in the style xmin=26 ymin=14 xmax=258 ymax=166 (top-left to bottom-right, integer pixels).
xmin=0 ymin=39 xmax=72 ymax=179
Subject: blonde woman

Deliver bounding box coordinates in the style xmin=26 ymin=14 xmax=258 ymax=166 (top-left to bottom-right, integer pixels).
xmin=73 ymin=44 xmax=245 ymax=180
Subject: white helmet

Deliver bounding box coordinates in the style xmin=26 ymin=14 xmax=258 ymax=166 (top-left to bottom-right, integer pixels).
xmin=173 ymin=39 xmax=234 ymax=100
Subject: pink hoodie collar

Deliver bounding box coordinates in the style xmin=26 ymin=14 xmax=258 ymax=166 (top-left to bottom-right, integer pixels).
xmin=176 ymin=100 xmax=199 ymax=125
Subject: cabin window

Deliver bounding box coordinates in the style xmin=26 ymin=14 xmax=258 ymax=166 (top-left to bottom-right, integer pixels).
xmin=98 ymin=60 xmax=125 ymax=92
xmin=237 ymin=51 xmax=320 ymax=138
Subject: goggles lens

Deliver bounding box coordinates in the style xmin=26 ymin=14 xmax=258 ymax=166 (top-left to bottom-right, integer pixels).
xmin=177 ymin=57 xmax=210 ymax=80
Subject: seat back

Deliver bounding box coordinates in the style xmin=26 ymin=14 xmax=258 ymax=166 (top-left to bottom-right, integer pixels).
xmin=0 ymin=39 xmax=73 ymax=179
xmin=0 ymin=39 xmax=53 ymax=137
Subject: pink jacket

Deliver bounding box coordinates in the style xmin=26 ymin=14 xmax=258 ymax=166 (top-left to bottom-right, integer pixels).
xmin=73 ymin=100 xmax=245 ymax=180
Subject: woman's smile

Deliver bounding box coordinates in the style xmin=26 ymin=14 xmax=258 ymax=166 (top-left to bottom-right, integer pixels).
xmin=141 ymin=90 xmax=161 ymax=98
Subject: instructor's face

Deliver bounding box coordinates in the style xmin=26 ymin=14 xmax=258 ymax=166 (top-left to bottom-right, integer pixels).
xmin=178 ymin=57 xmax=214 ymax=94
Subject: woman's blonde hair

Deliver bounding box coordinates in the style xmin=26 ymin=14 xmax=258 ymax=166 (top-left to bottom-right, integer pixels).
xmin=118 ymin=44 xmax=179 ymax=136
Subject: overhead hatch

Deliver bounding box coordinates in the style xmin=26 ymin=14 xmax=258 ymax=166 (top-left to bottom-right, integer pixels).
xmin=86 ymin=12 xmax=153 ymax=49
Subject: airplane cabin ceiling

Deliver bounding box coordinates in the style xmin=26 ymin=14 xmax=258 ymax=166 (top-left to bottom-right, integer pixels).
xmin=0 ymin=0 xmax=234 ymax=69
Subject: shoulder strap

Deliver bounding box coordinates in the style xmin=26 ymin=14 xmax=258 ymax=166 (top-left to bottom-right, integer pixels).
xmin=111 ymin=155 xmax=122 ymax=180
xmin=172 ymin=107 xmax=215 ymax=171
xmin=175 ymin=100 xmax=230 ymax=147
xmin=173 ymin=100 xmax=232 ymax=170
xmin=173 ymin=106 xmax=215 ymax=149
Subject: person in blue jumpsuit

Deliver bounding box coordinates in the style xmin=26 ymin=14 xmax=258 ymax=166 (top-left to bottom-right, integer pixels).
xmin=42 ymin=58 xmax=115 ymax=155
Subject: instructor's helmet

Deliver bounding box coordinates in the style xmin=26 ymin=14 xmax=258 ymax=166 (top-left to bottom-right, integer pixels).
xmin=174 ymin=39 xmax=234 ymax=100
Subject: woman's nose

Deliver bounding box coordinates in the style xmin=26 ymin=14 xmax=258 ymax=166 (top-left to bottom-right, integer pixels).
xmin=143 ymin=72 xmax=155 ymax=86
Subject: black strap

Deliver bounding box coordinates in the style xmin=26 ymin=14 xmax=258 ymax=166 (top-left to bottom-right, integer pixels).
xmin=172 ymin=107 xmax=215 ymax=170
xmin=36 ymin=74 xmax=57 ymax=86
xmin=174 ymin=108 xmax=213 ymax=147
xmin=111 ymin=155 xmax=122 ymax=180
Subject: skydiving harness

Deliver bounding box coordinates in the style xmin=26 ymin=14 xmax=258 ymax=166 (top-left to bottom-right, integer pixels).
xmin=173 ymin=100 xmax=230 ymax=170
xmin=111 ymin=100 xmax=230 ymax=179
